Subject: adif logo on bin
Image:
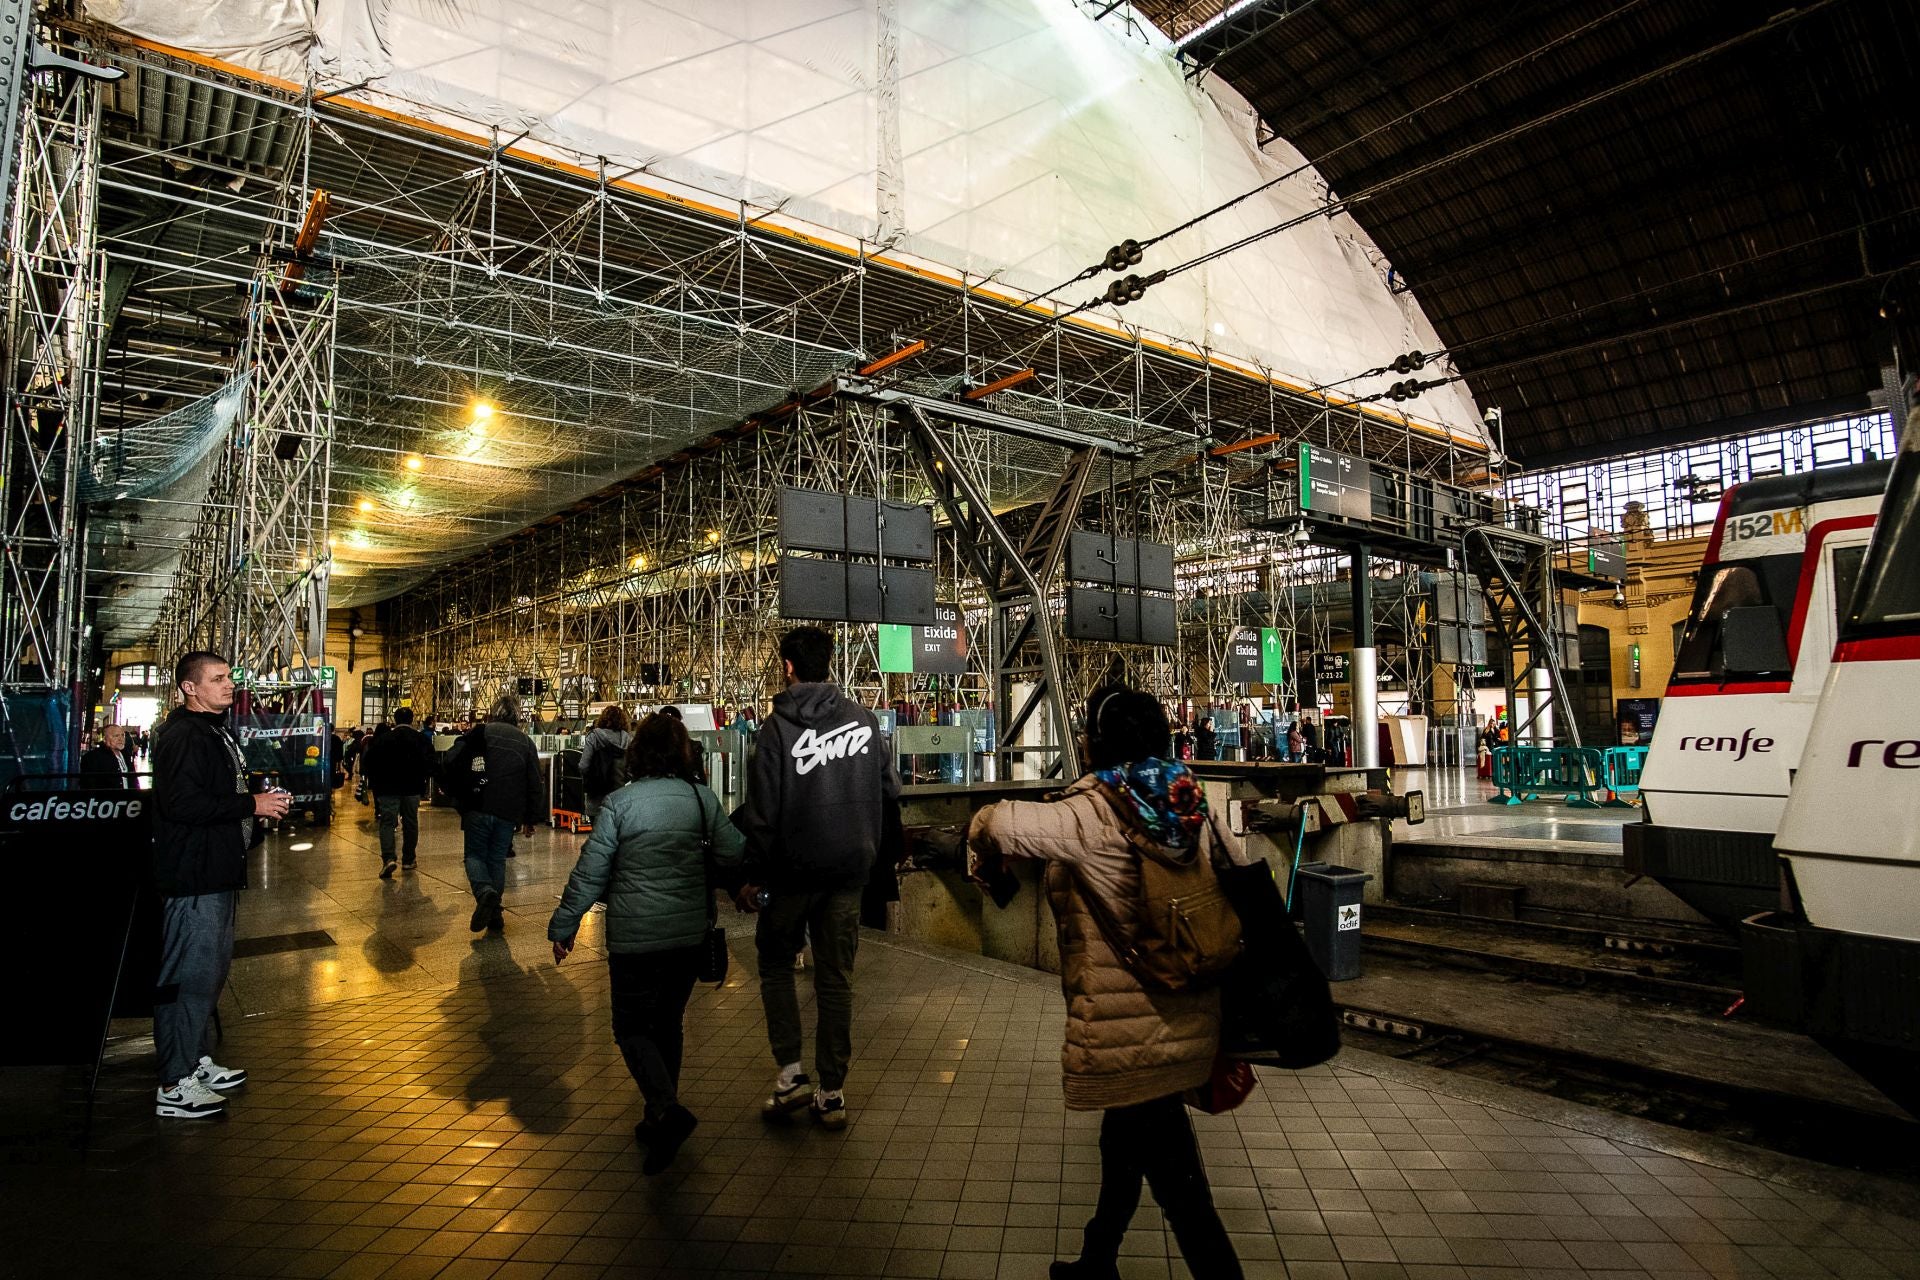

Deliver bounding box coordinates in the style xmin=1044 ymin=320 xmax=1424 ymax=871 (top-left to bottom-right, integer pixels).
xmin=1337 ymin=904 xmax=1362 ymax=932
xmin=791 ymin=721 xmax=873 ymax=775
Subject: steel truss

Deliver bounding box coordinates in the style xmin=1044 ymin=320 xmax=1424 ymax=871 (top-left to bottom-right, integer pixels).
xmin=152 ymin=129 xmax=336 ymax=682
xmin=0 ymin=55 xmax=102 ymax=740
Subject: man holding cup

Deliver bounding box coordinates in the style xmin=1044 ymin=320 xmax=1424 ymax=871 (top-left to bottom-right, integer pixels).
xmin=149 ymin=650 xmax=290 ymax=1119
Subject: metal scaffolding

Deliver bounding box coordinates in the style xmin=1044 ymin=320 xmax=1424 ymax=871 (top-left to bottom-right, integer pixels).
xmin=0 ymin=46 xmax=103 ymax=760
xmin=151 ymin=126 xmax=337 ymax=682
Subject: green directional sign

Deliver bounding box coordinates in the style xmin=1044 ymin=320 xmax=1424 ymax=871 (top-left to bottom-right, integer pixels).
xmin=878 ymin=624 xmax=914 ymax=674
xmin=1228 ymin=627 xmax=1286 ymax=686
xmin=230 ymin=666 xmax=250 ymax=686
xmin=1259 ymin=626 xmax=1284 ymax=684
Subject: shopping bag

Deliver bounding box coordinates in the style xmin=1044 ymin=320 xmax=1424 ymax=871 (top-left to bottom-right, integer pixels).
xmin=1215 ymin=858 xmax=1341 ymax=1069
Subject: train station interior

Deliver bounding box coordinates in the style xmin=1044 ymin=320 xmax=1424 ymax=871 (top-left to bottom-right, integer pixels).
xmin=1 ymin=1 xmax=1916 ymax=1277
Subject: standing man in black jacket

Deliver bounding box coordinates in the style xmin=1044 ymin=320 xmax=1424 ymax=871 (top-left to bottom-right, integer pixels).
xmin=734 ymin=626 xmax=900 ymax=1130
xmin=80 ymin=723 xmax=135 ymax=789
xmin=150 ymin=650 xmax=290 ymax=1119
xmin=361 ymin=706 xmax=436 ymax=879
xmin=453 ymin=693 xmax=544 ymax=933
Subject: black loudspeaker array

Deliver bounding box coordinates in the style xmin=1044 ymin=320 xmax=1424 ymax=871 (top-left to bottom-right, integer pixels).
xmin=777 ymin=488 xmax=938 ymax=625
xmin=1062 ymin=530 xmax=1178 ymax=646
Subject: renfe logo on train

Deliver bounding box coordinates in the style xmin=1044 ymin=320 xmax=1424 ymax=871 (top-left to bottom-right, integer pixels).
xmin=1723 ymin=506 xmax=1807 ymax=545
xmin=1846 ymin=739 xmax=1920 ymax=769
xmin=1677 ymin=729 xmax=1774 ymax=761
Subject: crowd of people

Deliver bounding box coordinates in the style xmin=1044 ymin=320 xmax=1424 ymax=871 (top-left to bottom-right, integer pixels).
xmin=138 ymin=626 xmax=1257 ymax=1277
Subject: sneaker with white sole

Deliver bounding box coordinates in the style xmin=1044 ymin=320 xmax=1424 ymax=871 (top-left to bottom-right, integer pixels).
xmin=194 ymin=1055 xmax=247 ymax=1091
xmin=762 ymin=1071 xmax=814 ymax=1118
xmin=156 ymin=1075 xmax=227 ymax=1119
xmin=810 ymin=1090 xmax=847 ymax=1130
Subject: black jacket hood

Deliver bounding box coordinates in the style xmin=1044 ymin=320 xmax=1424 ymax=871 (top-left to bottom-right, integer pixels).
xmin=772 ymin=681 xmax=853 ymax=727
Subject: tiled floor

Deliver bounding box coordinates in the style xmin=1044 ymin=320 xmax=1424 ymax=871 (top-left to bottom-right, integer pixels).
xmin=6 ymin=802 xmax=1918 ymax=1279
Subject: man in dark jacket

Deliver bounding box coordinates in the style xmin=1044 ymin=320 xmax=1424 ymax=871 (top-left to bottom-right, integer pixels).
xmin=150 ymin=650 xmax=290 ymax=1119
xmin=361 ymin=706 xmax=436 ymax=878
xmin=80 ymin=723 xmax=134 ymax=789
xmin=452 ymin=692 xmax=544 ymax=932
xmin=734 ymin=626 xmax=900 ymax=1130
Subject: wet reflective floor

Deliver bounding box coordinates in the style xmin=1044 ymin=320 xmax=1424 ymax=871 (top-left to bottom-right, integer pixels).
xmin=1391 ymin=765 xmax=1638 ymax=850
xmin=4 ymin=800 xmax=1916 ymax=1279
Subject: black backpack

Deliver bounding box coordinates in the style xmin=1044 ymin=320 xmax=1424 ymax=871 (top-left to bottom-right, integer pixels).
xmin=440 ymin=725 xmax=489 ymax=806
xmin=582 ymin=738 xmax=625 ymax=799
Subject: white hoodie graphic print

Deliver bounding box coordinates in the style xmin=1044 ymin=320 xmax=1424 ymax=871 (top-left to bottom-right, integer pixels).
xmin=790 ymin=721 xmax=874 ymax=775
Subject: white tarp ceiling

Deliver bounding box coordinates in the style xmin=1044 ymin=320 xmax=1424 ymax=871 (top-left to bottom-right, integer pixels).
xmin=85 ymin=0 xmax=1488 ymax=444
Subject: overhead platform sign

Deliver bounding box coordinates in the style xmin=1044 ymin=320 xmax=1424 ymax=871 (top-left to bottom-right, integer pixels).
xmin=778 ymin=487 xmax=938 ymax=626
xmin=1227 ymin=627 xmax=1285 ymax=685
xmin=1298 ymin=444 xmax=1373 ymax=521
xmin=879 ymin=603 xmax=969 ymax=676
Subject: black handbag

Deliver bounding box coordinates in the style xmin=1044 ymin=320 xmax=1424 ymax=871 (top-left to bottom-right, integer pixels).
xmin=688 ymin=780 xmax=728 ymax=985
xmin=1215 ymin=858 xmax=1341 ymax=1069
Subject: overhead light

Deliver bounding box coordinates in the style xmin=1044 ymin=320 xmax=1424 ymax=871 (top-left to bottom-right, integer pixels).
xmin=1211 ymin=321 xmax=1226 ymax=336
xmin=405 ymin=455 xmax=423 ymax=470
xmin=357 ymin=498 xmax=374 ymax=513
xmin=630 ymin=554 xmax=646 ymax=570
xmin=705 ymin=530 xmax=721 ymax=544
xmin=471 ymin=399 xmax=495 ymax=420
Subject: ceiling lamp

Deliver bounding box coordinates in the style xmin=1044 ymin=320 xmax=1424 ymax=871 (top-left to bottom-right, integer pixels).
xmin=404 ymin=455 xmax=423 ymax=470
xmin=357 ymin=498 xmax=374 ymax=513
xmin=471 ymin=399 xmax=495 ymax=420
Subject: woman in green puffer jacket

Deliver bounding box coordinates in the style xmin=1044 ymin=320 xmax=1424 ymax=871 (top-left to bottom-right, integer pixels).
xmin=550 ymin=711 xmax=744 ymax=1174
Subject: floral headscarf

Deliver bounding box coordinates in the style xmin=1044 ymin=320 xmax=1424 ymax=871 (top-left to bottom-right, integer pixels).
xmin=1092 ymin=757 xmax=1208 ymax=848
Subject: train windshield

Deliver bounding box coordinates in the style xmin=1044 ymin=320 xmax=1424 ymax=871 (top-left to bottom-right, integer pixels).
xmin=1845 ymin=441 xmax=1920 ymax=636
xmin=1672 ymin=554 xmax=1799 ymax=680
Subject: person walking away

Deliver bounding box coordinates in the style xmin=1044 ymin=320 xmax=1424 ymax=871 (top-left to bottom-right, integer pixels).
xmin=446 ymin=693 xmax=543 ymax=932
xmin=1286 ymin=718 xmax=1307 ymax=763
xmin=150 ymin=651 xmax=291 ymax=1119
xmin=81 ymin=724 xmax=135 ymax=789
xmin=578 ymin=704 xmax=632 ymax=822
xmin=550 ymin=712 xmax=744 ymax=1174
xmin=361 ymin=706 xmax=436 ymax=878
xmin=967 ymin=687 xmax=1245 ymax=1280
xmin=732 ymin=626 xmax=900 ymax=1130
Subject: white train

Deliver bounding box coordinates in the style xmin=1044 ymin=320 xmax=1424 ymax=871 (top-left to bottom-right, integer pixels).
xmin=1624 ymin=459 xmax=1890 ymax=925
xmin=1745 ymin=421 xmax=1920 ymax=1117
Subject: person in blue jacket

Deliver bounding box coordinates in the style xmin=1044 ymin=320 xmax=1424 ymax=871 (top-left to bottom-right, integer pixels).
xmin=549 ymin=711 xmax=744 ymax=1174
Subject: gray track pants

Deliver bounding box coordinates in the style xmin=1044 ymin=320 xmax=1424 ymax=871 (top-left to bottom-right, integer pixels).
xmin=154 ymin=891 xmax=236 ymax=1086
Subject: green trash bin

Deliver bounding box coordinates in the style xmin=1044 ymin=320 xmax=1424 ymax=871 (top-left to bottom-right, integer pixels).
xmin=1293 ymin=861 xmax=1372 ymax=981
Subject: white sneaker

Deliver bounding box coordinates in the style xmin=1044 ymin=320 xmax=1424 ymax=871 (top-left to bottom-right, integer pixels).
xmin=194 ymin=1055 xmax=247 ymax=1090
xmin=156 ymin=1075 xmax=227 ymax=1119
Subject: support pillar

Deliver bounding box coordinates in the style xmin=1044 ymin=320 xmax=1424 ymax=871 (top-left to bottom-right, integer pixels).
xmin=1350 ymin=543 xmax=1379 ymax=768
xmin=1528 ymin=664 xmax=1556 ymax=746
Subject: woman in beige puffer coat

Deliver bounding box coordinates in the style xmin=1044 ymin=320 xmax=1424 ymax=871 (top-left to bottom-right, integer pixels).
xmin=968 ymin=687 xmax=1245 ymax=1280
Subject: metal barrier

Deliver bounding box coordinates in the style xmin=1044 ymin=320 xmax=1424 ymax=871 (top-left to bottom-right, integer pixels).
xmin=1600 ymin=745 xmax=1649 ymax=806
xmin=1490 ymin=744 xmax=1609 ymax=808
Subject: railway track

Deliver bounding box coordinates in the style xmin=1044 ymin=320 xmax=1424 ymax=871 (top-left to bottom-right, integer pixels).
xmin=1336 ymin=900 xmax=1920 ymax=1185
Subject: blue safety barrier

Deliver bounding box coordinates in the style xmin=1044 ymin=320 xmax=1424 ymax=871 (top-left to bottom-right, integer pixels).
xmin=1489 ymin=743 xmax=1609 ymax=808
xmin=1599 ymin=745 xmax=1649 ymax=806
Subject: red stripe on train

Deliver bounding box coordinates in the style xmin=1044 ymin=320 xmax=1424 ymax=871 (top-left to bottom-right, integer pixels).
xmin=1665 ymin=680 xmax=1792 ymax=696
xmin=1834 ymin=635 xmax=1920 ymax=663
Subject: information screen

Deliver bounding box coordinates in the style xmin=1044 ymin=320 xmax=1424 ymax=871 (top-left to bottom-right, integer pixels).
xmin=1298 ymin=444 xmax=1374 ymax=521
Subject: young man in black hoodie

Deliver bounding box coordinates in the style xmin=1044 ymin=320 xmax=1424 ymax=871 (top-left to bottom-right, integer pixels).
xmin=150 ymin=650 xmax=291 ymax=1118
xmin=734 ymin=626 xmax=900 ymax=1129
